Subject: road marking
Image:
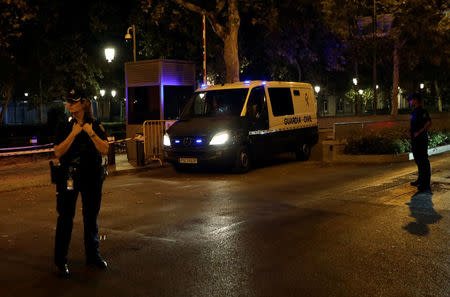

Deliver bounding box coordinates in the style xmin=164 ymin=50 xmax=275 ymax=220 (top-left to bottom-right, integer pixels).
xmin=108 ymin=182 xmax=143 ymax=188
xmin=101 ymin=228 xmax=178 ymax=243
xmin=209 ymin=220 xmax=246 ymax=235
xmin=141 ymin=236 xmax=177 ymax=243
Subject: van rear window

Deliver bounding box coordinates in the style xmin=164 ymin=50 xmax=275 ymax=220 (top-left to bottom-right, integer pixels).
xmin=268 ymin=88 xmax=294 ymax=116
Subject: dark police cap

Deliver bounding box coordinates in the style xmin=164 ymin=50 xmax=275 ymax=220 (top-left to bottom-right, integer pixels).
xmin=66 ymin=88 xmax=89 ymax=103
xmin=408 ymin=93 xmax=422 ymax=102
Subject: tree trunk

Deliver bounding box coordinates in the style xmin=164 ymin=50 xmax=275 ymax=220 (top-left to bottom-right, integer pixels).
xmin=39 ymin=77 xmax=44 ymax=124
xmin=391 ymin=41 xmax=400 ymax=116
xmin=372 ymin=0 xmax=377 ymax=115
xmin=372 ymin=45 xmax=377 ymax=114
xmin=171 ymin=0 xmax=241 ymax=83
xmin=0 ymin=78 xmax=14 ymax=125
xmin=38 ymin=46 xmax=44 ymax=124
xmin=295 ymin=59 xmax=302 ymax=82
xmin=354 ymin=59 xmax=360 ymax=116
xmin=223 ymin=28 xmax=240 ymax=83
xmin=435 ymin=80 xmax=442 ymax=112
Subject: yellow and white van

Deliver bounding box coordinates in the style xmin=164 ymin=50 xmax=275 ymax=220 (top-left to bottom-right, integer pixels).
xmin=164 ymin=81 xmax=318 ymax=172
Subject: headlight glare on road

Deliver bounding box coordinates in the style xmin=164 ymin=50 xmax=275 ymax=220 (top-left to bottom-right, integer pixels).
xmin=163 ymin=133 xmax=171 ymax=146
xmin=209 ymin=131 xmax=229 ymax=145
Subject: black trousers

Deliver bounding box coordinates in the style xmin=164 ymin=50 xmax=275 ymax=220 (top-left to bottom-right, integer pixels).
xmin=411 ymin=138 xmax=431 ymax=188
xmin=54 ymin=173 xmax=103 ymax=265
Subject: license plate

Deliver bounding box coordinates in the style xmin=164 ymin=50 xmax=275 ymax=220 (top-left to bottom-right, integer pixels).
xmin=179 ymin=157 xmax=197 ymax=164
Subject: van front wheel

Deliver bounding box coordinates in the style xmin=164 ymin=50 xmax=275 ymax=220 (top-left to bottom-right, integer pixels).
xmin=296 ymin=143 xmax=311 ymax=161
xmin=233 ymin=146 xmax=250 ymax=173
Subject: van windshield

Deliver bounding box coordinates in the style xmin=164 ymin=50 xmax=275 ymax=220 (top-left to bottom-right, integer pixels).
xmin=180 ymin=88 xmax=249 ymax=119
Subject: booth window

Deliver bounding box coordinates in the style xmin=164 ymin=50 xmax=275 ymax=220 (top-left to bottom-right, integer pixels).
xmin=127 ymin=86 xmax=160 ymax=124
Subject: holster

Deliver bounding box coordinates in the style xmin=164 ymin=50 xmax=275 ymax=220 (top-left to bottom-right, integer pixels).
xmin=100 ymin=164 xmax=108 ymax=181
xmin=49 ymin=161 xmax=66 ymax=184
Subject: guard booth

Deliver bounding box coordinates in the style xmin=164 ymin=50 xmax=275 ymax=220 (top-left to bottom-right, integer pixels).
xmin=125 ymin=59 xmax=196 ymax=160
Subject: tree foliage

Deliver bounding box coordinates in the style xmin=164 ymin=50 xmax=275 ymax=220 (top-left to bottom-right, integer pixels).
xmin=0 ymin=0 xmax=36 ymax=51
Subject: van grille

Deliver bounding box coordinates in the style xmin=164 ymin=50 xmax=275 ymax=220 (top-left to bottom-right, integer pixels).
xmin=171 ymin=136 xmax=208 ymax=148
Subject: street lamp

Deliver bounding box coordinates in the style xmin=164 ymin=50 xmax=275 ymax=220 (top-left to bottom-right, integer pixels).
xmin=420 ymin=83 xmax=424 ymax=89
xmin=358 ymin=89 xmax=363 ymax=95
xmin=353 ymin=78 xmax=358 ymax=86
xmin=314 ymin=86 xmax=321 ymax=93
xmin=125 ymin=25 xmax=136 ymax=62
xmin=111 ymin=90 xmax=116 ymax=97
xmin=100 ymin=89 xmax=106 ymax=97
xmin=104 ymin=48 xmax=115 ymax=63
xmin=24 ymin=93 xmax=29 ymax=97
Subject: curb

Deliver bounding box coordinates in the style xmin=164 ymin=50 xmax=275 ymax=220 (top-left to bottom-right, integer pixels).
xmin=323 ymin=141 xmax=450 ymax=163
xmin=108 ymin=162 xmax=171 ymax=177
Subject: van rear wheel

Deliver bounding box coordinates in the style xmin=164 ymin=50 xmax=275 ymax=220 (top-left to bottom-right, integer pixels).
xmin=233 ymin=146 xmax=250 ymax=173
xmin=296 ymin=143 xmax=311 ymax=161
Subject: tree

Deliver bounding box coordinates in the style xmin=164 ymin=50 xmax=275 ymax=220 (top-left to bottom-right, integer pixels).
xmin=0 ymin=0 xmax=36 ymax=124
xmin=321 ymin=0 xmax=448 ymax=116
xmin=0 ymin=0 xmax=35 ymax=49
xmin=15 ymin=0 xmax=105 ymax=123
xmin=381 ymin=0 xmax=448 ymax=115
xmin=321 ymin=0 xmax=373 ymax=115
xmin=142 ymin=0 xmax=248 ymax=82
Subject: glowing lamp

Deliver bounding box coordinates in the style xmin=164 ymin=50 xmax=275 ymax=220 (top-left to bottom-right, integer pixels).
xmin=104 ymin=48 xmax=115 ymax=63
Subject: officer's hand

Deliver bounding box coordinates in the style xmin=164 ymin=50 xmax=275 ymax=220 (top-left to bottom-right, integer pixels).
xmin=72 ymin=123 xmax=83 ymax=136
xmin=82 ymin=123 xmax=94 ymax=135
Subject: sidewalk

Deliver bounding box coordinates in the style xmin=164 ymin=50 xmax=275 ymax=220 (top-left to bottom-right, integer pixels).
xmin=108 ymin=153 xmax=168 ymax=176
xmin=0 ymin=153 xmax=164 ymax=192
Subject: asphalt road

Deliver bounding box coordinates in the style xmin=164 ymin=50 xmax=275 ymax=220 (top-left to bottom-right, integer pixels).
xmin=0 ymin=153 xmax=449 ymax=297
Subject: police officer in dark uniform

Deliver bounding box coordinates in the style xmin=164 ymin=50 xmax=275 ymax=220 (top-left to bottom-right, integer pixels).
xmin=409 ymin=93 xmax=432 ymax=193
xmin=53 ymin=89 xmax=109 ymax=276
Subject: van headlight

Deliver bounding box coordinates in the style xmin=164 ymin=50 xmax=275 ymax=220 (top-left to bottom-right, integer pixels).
xmin=163 ymin=133 xmax=171 ymax=146
xmin=209 ymin=131 xmax=229 ymax=145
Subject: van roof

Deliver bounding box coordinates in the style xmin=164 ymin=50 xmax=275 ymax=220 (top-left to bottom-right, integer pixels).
xmin=195 ymin=81 xmax=312 ymax=92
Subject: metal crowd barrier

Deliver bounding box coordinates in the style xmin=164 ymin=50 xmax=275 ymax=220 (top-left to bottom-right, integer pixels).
xmin=142 ymin=120 xmax=175 ymax=166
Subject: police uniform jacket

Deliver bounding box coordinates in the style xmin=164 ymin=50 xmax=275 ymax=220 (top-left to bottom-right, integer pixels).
xmin=410 ymin=106 xmax=431 ymax=142
xmin=55 ymin=117 xmax=108 ymax=175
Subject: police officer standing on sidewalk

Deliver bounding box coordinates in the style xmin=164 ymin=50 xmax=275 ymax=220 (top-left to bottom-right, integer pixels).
xmin=53 ymin=89 xmax=109 ymax=277
xmin=408 ymin=93 xmax=432 ymax=193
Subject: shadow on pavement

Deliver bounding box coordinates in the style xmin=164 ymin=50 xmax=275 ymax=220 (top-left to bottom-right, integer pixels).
xmin=403 ymin=191 xmax=442 ymax=236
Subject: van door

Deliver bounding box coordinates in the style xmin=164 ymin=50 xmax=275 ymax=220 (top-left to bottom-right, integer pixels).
xmin=246 ymin=86 xmax=269 ymax=159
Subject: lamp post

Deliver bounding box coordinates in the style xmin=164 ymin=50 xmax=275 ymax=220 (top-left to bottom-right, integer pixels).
xmin=358 ymin=89 xmax=364 ymax=114
xmin=352 ymin=78 xmax=359 ymax=115
xmin=125 ymin=25 xmax=136 ymax=62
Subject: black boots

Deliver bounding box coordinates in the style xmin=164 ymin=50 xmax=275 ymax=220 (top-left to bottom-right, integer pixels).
xmin=410 ymin=180 xmax=420 ymax=187
xmin=86 ymin=256 xmax=108 ymax=269
xmin=55 ymin=263 xmax=70 ymax=277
